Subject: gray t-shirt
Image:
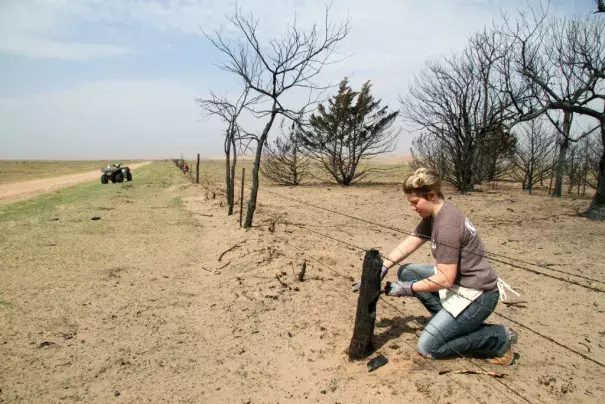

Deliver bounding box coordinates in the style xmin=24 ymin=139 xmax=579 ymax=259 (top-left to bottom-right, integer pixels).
xmin=414 ymin=202 xmax=497 ymax=291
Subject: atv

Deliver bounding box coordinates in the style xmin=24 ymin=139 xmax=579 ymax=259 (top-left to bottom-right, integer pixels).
xmin=100 ymin=164 xmax=132 ymax=184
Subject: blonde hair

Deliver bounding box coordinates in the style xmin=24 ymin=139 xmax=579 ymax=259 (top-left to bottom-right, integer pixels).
xmin=403 ymin=167 xmax=444 ymax=198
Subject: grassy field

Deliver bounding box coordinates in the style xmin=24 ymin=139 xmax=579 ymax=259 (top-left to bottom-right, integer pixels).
xmin=0 ymin=160 xmax=143 ymax=184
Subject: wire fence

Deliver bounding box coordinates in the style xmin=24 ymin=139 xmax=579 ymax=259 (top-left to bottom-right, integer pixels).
xmin=188 ymin=163 xmax=605 ymax=402
xmin=256 ymin=187 xmax=605 ymax=402
xmin=260 ymin=188 xmax=605 ymax=291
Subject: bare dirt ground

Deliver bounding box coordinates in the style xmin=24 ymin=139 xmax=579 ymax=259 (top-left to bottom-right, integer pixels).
xmin=0 ymin=162 xmax=151 ymax=204
xmin=1 ymin=162 xmax=604 ymax=404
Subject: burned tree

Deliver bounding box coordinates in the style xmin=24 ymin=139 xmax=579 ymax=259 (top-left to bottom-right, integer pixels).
xmin=204 ymin=6 xmax=350 ymax=228
xmin=498 ymin=12 xmax=605 ymax=217
xmin=196 ymin=84 xmax=258 ymax=215
xmin=261 ymin=120 xmax=311 ymax=186
xmin=401 ymin=35 xmax=512 ymax=193
xmin=511 ymin=118 xmax=557 ymax=193
xmin=410 ymin=132 xmax=449 ymax=180
xmin=301 ymin=78 xmax=400 ymax=185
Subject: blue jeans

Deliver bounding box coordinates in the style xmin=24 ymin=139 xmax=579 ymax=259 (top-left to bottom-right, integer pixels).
xmin=398 ymin=263 xmax=510 ymax=359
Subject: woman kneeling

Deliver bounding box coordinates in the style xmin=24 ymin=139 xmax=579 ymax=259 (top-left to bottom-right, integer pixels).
xmin=378 ymin=168 xmax=517 ymax=365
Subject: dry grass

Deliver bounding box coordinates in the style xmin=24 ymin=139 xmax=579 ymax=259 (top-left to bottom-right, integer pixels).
xmin=0 ymin=160 xmax=143 ymax=184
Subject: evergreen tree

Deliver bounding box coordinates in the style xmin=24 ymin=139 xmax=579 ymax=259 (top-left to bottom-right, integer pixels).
xmin=302 ymin=78 xmax=399 ymax=185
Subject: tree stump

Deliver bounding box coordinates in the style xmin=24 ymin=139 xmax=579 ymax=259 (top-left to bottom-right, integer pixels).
xmin=348 ymin=249 xmax=383 ymax=360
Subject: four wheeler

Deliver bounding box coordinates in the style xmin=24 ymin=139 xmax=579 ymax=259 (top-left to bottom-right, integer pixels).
xmin=100 ymin=164 xmax=133 ymax=184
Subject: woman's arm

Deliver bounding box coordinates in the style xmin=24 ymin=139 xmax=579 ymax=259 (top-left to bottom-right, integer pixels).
xmin=383 ymin=235 xmax=426 ymax=269
xmin=411 ymin=262 xmax=457 ymax=293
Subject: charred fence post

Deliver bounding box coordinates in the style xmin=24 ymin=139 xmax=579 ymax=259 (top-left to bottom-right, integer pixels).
xmin=196 ymin=153 xmax=200 ymax=184
xmin=348 ymin=249 xmax=383 ymax=360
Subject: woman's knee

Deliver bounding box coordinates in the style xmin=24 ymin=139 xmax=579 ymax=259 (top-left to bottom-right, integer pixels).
xmin=416 ymin=330 xmax=438 ymax=358
xmin=397 ymin=263 xmax=416 ymax=282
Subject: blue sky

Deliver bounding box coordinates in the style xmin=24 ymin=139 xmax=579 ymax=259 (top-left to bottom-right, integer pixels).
xmin=0 ymin=0 xmax=596 ymax=160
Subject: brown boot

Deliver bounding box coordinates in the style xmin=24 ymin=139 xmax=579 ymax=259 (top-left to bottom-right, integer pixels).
xmin=489 ymin=344 xmax=514 ymax=366
xmin=489 ymin=328 xmax=518 ymax=366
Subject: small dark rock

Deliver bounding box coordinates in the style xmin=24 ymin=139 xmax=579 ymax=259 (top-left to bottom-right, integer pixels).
xmin=287 ymin=332 xmax=293 ymax=338
xmin=37 ymin=341 xmax=55 ymax=349
xmin=91 ymin=216 xmax=101 ymax=221
xmin=320 ymin=390 xmax=327 ymax=394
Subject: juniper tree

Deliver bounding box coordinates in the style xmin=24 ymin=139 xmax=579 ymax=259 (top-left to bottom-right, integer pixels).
xmin=301 ymin=78 xmax=399 ymax=185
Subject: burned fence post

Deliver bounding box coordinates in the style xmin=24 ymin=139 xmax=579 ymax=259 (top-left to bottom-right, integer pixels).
xmin=239 ymin=168 xmax=245 ymax=227
xmin=348 ymin=249 xmax=383 ymax=360
xmin=196 ymin=153 xmax=200 ymax=184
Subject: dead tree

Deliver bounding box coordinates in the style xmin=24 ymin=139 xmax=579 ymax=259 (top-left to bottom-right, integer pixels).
xmin=497 ymin=11 xmax=605 ymax=217
xmin=410 ymin=132 xmax=449 ymax=180
xmin=196 ymin=83 xmax=259 ymax=215
xmin=349 ymin=249 xmax=383 ymax=360
xmin=401 ymin=33 xmax=512 ymax=193
xmin=585 ymin=134 xmax=604 ymax=186
xmin=260 ymin=119 xmax=311 ymax=186
xmin=511 ymin=118 xmax=557 ymax=193
xmin=204 ymin=6 xmax=350 ymax=228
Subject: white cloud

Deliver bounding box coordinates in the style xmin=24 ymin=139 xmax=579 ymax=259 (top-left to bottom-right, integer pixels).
xmin=0 ymin=0 xmax=135 ymax=60
xmin=0 ymin=0 xmax=584 ymax=158
xmin=0 ymin=80 xmax=223 ymax=159
xmin=0 ymin=35 xmax=135 ymax=60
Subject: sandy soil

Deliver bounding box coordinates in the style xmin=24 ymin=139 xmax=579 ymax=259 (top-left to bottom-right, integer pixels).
xmin=0 ymin=162 xmax=151 ymax=204
xmin=1 ymin=163 xmax=604 ymax=404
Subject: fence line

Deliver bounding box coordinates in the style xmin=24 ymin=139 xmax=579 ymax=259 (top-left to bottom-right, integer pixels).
xmin=260 ymin=188 xmax=605 ymax=291
xmin=286 ymin=238 xmax=535 ymax=404
xmin=291 ymin=223 xmax=605 ymax=370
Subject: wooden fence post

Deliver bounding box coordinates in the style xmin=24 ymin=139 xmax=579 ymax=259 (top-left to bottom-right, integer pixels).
xmin=196 ymin=153 xmax=200 ymax=184
xmin=349 ymin=249 xmax=383 ymax=360
xmin=239 ymin=168 xmax=245 ymax=227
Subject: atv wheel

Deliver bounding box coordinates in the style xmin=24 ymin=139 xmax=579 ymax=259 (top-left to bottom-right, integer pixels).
xmin=126 ymin=171 xmax=132 ymax=182
xmin=115 ymin=173 xmax=124 ymax=183
xmin=100 ymin=174 xmax=108 ymax=184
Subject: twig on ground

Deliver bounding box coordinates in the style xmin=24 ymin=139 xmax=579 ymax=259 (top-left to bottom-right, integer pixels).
xmin=502 ymin=301 xmax=528 ymax=308
xmin=275 ymin=274 xmax=289 ymax=288
xmin=219 ymin=261 xmax=232 ymax=270
xmin=218 ymin=243 xmax=241 ymax=261
xmin=268 ymin=214 xmax=285 ymax=233
xmin=439 ymin=370 xmax=505 ymax=378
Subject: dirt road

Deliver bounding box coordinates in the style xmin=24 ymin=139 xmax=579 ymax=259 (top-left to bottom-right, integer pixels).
xmin=0 ymin=162 xmax=151 ymax=204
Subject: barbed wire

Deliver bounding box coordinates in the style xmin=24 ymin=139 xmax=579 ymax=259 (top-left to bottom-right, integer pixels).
xmin=286 ymin=238 xmax=536 ymax=404
xmin=260 ymin=188 xmax=605 ymax=292
xmin=286 ymin=241 xmax=493 ymax=404
xmin=290 ymin=223 xmax=605 ymax=369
